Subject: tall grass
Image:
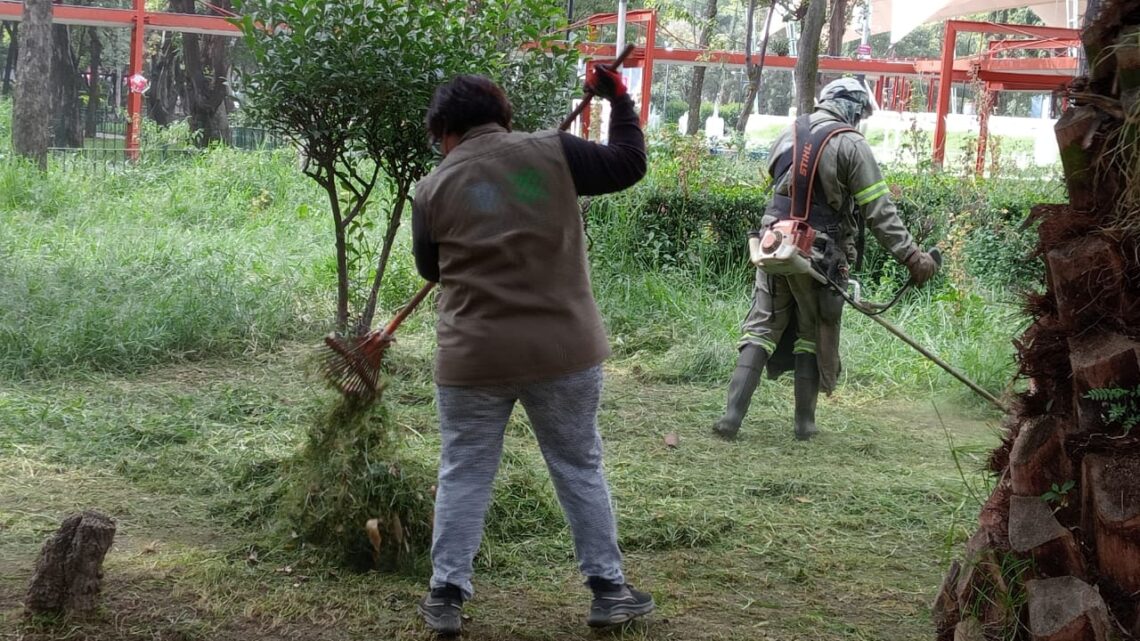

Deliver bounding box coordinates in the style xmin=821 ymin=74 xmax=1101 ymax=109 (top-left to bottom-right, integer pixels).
xmin=1 ymin=121 xmax=1034 ymax=403
xmin=0 ymin=151 xmax=336 ymax=377
xmin=593 ymin=266 xmax=1022 ymax=409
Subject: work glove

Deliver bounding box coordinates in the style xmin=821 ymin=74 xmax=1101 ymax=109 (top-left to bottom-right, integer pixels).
xmin=585 ymin=64 xmax=627 ymax=101
xmin=905 ymin=250 xmax=939 ymax=286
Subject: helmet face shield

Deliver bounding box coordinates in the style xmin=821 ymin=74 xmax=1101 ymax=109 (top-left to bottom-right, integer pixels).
xmin=819 ymin=77 xmax=876 ymax=122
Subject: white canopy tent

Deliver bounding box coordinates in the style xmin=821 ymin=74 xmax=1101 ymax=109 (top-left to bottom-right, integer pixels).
xmin=765 ymin=0 xmax=1081 ymax=46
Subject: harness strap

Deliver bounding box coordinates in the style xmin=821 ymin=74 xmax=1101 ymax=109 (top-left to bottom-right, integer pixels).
xmin=789 ymin=115 xmax=857 ymax=222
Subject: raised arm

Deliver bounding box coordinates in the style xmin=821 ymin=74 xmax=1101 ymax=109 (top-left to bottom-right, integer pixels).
xmin=557 ymin=67 xmax=647 ymax=196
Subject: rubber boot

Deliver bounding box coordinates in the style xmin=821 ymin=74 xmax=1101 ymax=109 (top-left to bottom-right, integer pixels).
xmin=793 ymin=353 xmax=820 ymax=441
xmin=712 ymin=345 xmax=769 ymax=440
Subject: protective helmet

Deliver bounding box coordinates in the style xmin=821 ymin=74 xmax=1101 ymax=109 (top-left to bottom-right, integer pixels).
xmin=819 ymin=77 xmax=876 ymax=120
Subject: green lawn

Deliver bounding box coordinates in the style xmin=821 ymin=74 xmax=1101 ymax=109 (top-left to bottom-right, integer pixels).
xmin=0 ymin=144 xmax=1018 ymax=640
xmin=0 ymin=335 xmax=998 ymax=640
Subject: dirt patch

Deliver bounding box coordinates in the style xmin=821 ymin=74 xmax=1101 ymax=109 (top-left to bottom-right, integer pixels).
xmin=2 ymin=571 xmax=347 ymax=641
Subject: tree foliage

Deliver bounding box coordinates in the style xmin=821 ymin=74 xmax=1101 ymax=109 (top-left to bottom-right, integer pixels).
xmin=234 ymin=0 xmax=576 ymax=332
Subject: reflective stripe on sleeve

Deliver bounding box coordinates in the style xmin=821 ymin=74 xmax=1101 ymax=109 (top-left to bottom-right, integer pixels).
xmin=853 ymin=180 xmax=889 ymax=206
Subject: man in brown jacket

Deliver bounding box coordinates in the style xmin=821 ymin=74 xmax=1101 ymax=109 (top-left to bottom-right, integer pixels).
xmin=412 ymin=71 xmax=652 ymax=636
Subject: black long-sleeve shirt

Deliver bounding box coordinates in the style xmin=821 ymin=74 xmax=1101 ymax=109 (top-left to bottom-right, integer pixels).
xmin=412 ymin=94 xmax=646 ymax=282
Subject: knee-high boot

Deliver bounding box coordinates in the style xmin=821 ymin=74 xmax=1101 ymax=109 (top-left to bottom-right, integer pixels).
xmin=712 ymin=345 xmax=769 ymax=440
xmin=794 ymin=353 xmax=820 ymax=441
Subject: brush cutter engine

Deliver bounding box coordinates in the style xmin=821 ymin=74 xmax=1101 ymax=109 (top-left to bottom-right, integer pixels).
xmin=748 ymin=220 xmax=818 ymax=277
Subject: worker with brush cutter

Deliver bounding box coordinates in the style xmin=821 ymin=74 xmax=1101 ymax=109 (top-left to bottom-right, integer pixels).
xmin=410 ymin=68 xmax=653 ymax=636
xmin=712 ymin=78 xmax=939 ymax=442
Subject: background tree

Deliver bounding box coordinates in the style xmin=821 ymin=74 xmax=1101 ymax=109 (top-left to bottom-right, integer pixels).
xmin=685 ymin=0 xmax=718 ymax=134
xmin=826 ymin=0 xmax=846 ymax=56
xmin=12 ymin=0 xmax=52 ymax=170
xmin=146 ymin=33 xmax=184 ymax=127
xmin=83 ymin=28 xmax=103 ymax=139
xmin=736 ymin=0 xmax=775 ymax=131
xmin=2 ymin=22 xmax=16 ymax=96
xmin=172 ymin=0 xmax=232 ymax=146
xmin=794 ymin=0 xmax=826 ymax=116
xmin=50 ymin=25 xmax=83 ymax=148
xmin=235 ymin=0 xmax=576 ymax=334
xmin=570 ymin=0 xmax=645 ymax=19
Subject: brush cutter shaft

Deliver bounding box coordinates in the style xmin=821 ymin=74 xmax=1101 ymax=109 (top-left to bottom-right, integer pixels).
xmin=861 ymin=311 xmax=1007 ymax=412
xmin=797 ymin=252 xmax=1006 ymax=412
xmin=559 ymin=44 xmax=636 ymax=132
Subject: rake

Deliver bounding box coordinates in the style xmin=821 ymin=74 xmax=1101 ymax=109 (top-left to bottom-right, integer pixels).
xmin=320 ymin=282 xmax=436 ymax=399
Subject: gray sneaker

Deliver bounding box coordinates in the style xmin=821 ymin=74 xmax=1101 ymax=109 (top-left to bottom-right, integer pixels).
xmin=418 ymin=584 xmax=463 ymax=636
xmin=586 ymin=578 xmax=655 ymax=627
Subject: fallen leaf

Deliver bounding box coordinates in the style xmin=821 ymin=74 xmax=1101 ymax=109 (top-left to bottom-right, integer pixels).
xmin=664 ymin=432 xmax=680 ymax=448
xmin=793 ymin=496 xmax=813 ymax=504
xmin=365 ymin=519 xmax=383 ymax=560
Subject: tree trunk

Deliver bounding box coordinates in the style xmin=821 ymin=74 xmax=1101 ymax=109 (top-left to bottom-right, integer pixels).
xmin=146 ymin=34 xmax=183 ymax=127
xmin=25 ymin=511 xmax=116 ymax=615
xmin=50 ymin=24 xmax=83 ymax=148
xmin=84 ymin=28 xmax=102 ymax=139
xmin=736 ymin=2 xmax=774 ymax=132
xmin=827 ymin=0 xmax=847 ymax=57
xmin=319 ymin=172 xmax=351 ymax=332
xmin=1026 ymin=577 xmax=1114 ymax=641
xmin=685 ymin=0 xmax=718 ymax=135
xmin=794 ymin=0 xmax=827 ymax=116
xmin=360 ymin=183 xmax=411 ymax=332
xmin=190 ymin=100 xmax=231 ymax=147
xmin=12 ymin=0 xmax=52 ymax=170
xmin=174 ymin=0 xmax=232 ymax=147
xmin=2 ymin=22 xmax=16 ymax=97
xmin=936 ymin=3 xmax=1140 ymax=638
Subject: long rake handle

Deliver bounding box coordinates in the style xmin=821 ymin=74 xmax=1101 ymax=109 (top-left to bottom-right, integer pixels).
xmin=559 ymin=44 xmax=636 ymax=132
xmin=382 ymin=282 xmax=437 ymax=336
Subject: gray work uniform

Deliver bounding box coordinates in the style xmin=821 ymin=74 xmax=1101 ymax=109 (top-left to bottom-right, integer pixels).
xmin=741 ymin=102 xmax=918 ymax=392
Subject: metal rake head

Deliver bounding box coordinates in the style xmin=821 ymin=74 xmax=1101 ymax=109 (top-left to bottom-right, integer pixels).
xmin=320 ymin=331 xmax=393 ymax=399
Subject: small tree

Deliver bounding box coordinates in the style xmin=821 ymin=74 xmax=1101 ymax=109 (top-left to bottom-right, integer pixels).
xmin=235 ymin=0 xmax=575 ymax=334
xmin=233 ymin=0 xmax=576 ymax=566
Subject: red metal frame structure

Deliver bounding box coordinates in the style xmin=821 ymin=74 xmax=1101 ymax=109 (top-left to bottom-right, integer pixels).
xmin=574 ymin=12 xmax=1079 ymax=167
xmin=0 ymin=4 xmax=1080 ymax=166
xmin=925 ymin=20 xmax=1080 ymax=167
xmin=0 ymin=0 xmax=239 ymax=160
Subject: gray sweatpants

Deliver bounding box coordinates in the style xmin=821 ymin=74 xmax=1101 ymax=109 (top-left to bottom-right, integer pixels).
xmin=430 ymin=364 xmax=624 ymax=600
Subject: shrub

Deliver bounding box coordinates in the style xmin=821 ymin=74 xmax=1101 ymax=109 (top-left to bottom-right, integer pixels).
xmin=664 ymin=99 xmax=688 ymax=124
xmin=623 ymin=184 xmax=766 ymax=271
xmin=589 ymin=129 xmax=1061 ymax=296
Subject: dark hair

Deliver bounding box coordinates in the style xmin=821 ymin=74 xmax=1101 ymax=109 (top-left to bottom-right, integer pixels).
xmin=426 ymin=75 xmax=513 ymax=142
